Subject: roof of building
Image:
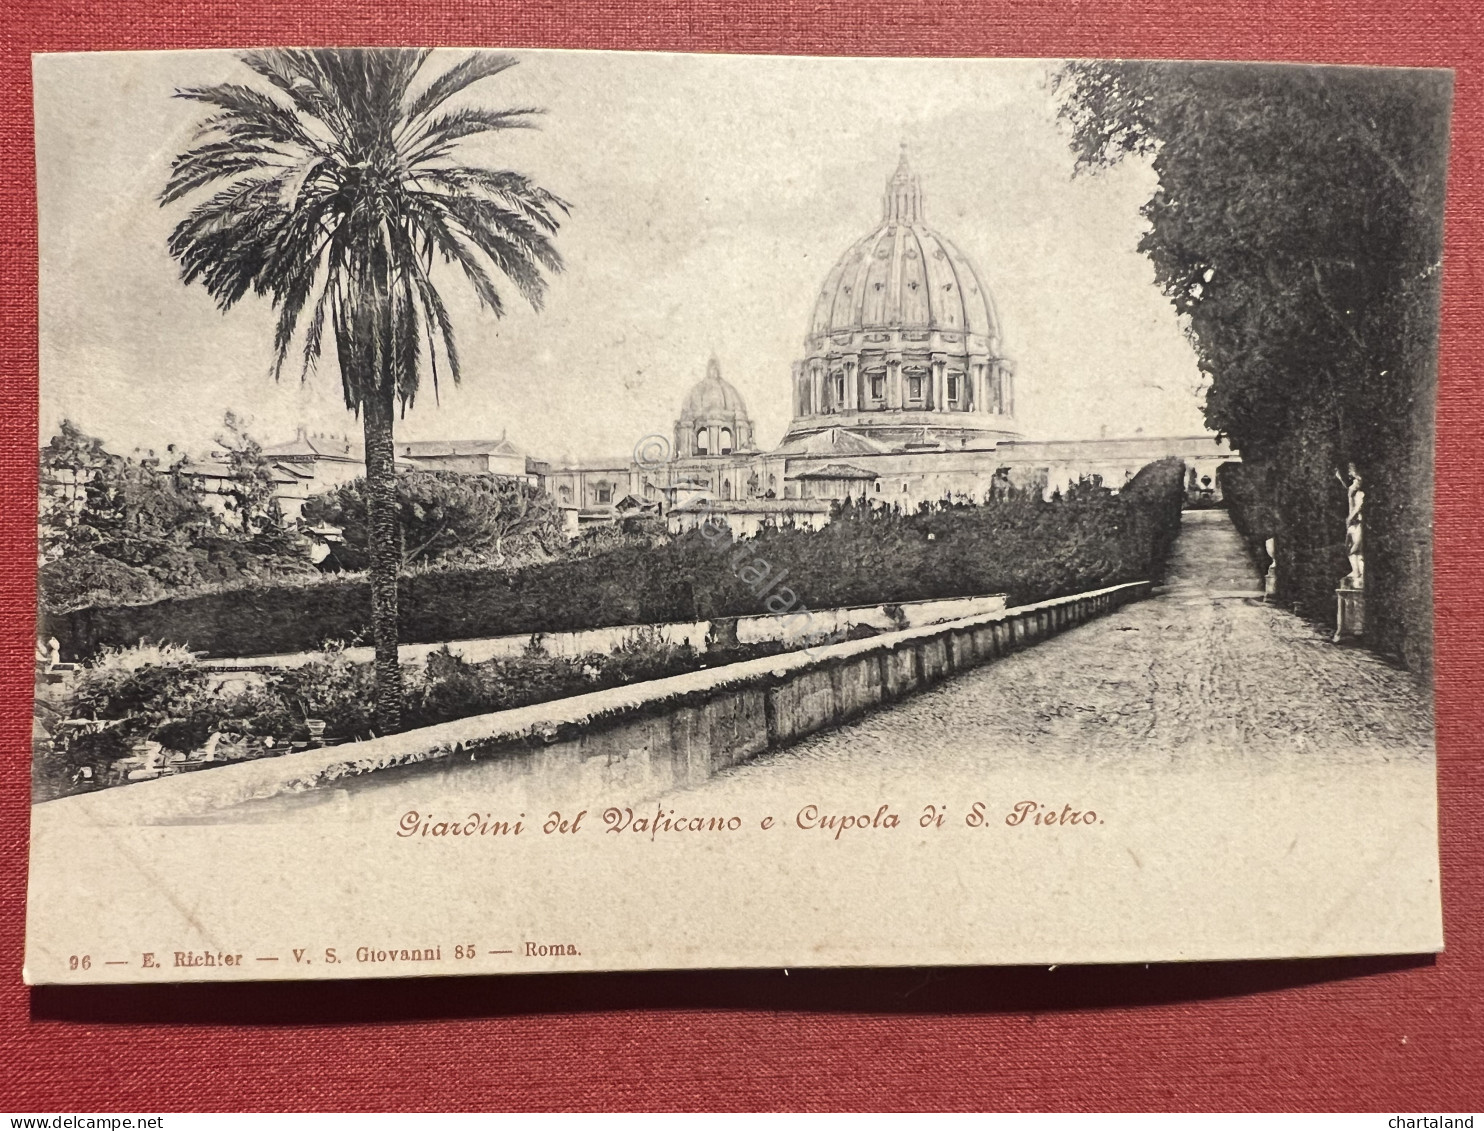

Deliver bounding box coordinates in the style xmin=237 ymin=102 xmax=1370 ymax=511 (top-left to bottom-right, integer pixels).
xmin=548 ymin=458 xmax=632 ymax=473
xmin=808 ymin=146 xmax=1001 ymax=346
xmin=398 ymin=438 xmax=523 ymax=459
xmin=614 ymin=494 xmax=660 ymax=511
xmin=178 ymin=459 xmax=233 ymax=478
xmin=788 ymin=463 xmax=880 ymax=481
xmin=671 ymin=497 xmax=833 ymax=514
xmin=772 ymin=427 xmax=894 ymax=458
xmin=678 ymin=355 xmax=751 ymax=423
xmin=179 ymin=459 xmax=303 ymax=486
xmin=261 ymin=433 xmax=364 ymax=461
xmin=995 ymin=435 xmax=1233 ymax=462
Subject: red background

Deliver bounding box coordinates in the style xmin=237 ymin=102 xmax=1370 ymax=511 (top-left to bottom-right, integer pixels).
xmin=2 ymin=0 xmax=1481 ymax=1112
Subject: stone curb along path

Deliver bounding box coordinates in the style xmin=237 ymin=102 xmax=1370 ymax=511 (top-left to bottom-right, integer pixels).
xmin=38 ymin=581 xmax=1152 ymax=826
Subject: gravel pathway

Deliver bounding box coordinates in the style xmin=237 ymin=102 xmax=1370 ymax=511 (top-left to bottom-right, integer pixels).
xmin=663 ymin=509 xmax=1433 ymax=803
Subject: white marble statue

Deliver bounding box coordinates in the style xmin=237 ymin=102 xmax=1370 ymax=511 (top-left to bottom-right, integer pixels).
xmin=1336 ymin=463 xmax=1365 ymax=590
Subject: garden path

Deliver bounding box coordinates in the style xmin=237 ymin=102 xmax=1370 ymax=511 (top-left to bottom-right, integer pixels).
xmin=657 ymin=508 xmax=1432 ymax=809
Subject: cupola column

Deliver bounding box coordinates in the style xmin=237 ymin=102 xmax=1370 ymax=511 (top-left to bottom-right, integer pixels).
xmin=931 ymin=354 xmax=947 ymax=412
xmin=843 ymin=356 xmax=860 ymax=412
xmin=989 ymin=361 xmax=1014 ymax=416
xmin=886 ymin=352 xmax=903 ymax=409
xmin=970 ymin=356 xmax=989 ymax=414
xmin=809 ymin=361 xmax=824 ymax=416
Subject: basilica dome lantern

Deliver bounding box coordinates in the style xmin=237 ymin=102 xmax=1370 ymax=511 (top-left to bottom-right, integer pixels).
xmin=674 ymin=355 xmax=756 ymax=458
xmin=783 ymin=147 xmax=1019 ymax=449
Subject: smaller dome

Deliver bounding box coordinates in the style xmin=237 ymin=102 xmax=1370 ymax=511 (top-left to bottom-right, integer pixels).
xmin=680 ymin=355 xmax=750 ymax=420
xmin=673 ymin=356 xmax=756 ymax=459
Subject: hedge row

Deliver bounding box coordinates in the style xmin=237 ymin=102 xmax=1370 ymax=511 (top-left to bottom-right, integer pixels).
xmin=45 ymin=459 xmax=1186 ymax=662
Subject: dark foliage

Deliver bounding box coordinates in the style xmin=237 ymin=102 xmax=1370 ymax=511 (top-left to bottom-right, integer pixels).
xmin=38 ymin=419 xmax=313 ymax=611
xmin=215 ymin=411 xmax=289 ymax=534
xmin=1055 ymin=61 xmax=1449 ymax=675
xmin=301 ymin=471 xmax=564 ymax=570
xmin=45 ymin=464 xmax=1185 ymax=662
xmin=53 ymin=650 xmax=222 ymax=781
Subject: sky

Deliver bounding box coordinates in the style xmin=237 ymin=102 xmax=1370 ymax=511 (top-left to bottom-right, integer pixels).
xmin=34 ymin=49 xmax=1210 ymax=463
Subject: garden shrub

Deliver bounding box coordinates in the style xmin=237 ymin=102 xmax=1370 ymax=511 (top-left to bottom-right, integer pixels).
xmin=39 ymin=633 xmax=762 ymax=799
xmin=44 ymin=462 xmax=1186 ymax=662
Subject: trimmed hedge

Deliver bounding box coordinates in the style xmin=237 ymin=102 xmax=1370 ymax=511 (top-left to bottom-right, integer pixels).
xmin=44 ymin=459 xmax=1186 ymax=662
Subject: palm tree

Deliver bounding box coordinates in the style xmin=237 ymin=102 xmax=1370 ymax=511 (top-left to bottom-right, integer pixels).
xmin=162 ymin=48 xmax=567 ymax=734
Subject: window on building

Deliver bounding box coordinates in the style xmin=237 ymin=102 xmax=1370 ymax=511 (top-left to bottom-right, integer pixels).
xmin=875 ymin=481 xmax=882 ymax=493
xmin=870 ymin=372 xmax=885 ymax=399
xmin=834 ymin=374 xmax=845 ymax=405
xmin=696 ymin=429 xmax=709 ymax=455
xmin=720 ymin=428 xmax=733 ymax=454
xmin=947 ymin=375 xmax=960 ymax=404
xmin=722 ymin=479 xmax=733 ymax=500
xmin=595 ymin=482 xmax=612 ymax=505
xmin=908 ymin=374 xmax=924 ymax=401
xmin=558 ymin=485 xmax=571 ymax=504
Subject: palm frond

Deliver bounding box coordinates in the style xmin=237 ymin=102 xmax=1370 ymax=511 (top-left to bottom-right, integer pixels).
xmin=402 ymin=52 xmax=518 ymax=126
xmin=165 ymin=46 xmax=564 ymax=417
xmin=392 ymin=267 xmax=424 ymax=409
xmin=239 ymin=50 xmax=353 ymax=146
xmin=404 ymin=107 xmax=542 ymax=165
xmin=407 ymin=253 xmax=462 ymax=391
xmin=167 ymin=178 xmax=292 ymax=306
xmin=312 ymin=49 xmax=429 ymax=154
xmin=404 ymin=194 xmax=507 ymax=316
xmin=174 ymin=83 xmax=319 ymax=150
xmin=162 ymin=139 xmax=297 ymax=205
xmin=270 ymin=251 xmax=324 ymax=383
xmin=411 ymin=165 xmax=570 ymax=232
xmin=426 ymin=191 xmax=564 ymax=306
xmin=301 ymin=262 xmax=335 ymax=380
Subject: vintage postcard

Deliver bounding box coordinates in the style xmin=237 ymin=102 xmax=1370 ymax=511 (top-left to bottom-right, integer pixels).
xmin=25 ymin=49 xmax=1448 ymax=983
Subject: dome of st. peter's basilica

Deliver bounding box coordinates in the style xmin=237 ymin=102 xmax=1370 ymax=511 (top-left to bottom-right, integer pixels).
xmin=783 ymin=147 xmax=1019 ymax=450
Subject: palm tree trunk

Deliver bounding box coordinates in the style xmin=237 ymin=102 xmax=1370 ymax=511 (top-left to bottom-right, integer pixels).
xmin=362 ymin=389 xmax=403 ymax=734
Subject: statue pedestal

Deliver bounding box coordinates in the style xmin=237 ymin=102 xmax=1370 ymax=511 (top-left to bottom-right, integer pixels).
xmin=1334 ymin=586 xmax=1365 ymax=643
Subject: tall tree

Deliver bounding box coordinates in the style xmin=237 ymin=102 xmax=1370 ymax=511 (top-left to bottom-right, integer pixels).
xmin=162 ymin=49 xmax=568 ymax=731
xmin=1054 ymin=61 xmax=1449 ymax=673
xmin=214 ymin=410 xmax=284 ymax=535
xmin=301 ymin=470 xmax=564 ymax=570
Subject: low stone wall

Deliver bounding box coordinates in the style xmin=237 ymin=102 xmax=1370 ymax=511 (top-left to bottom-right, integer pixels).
xmin=199 ymin=591 xmax=1009 ymax=672
xmin=47 ymin=582 xmax=1149 ymax=825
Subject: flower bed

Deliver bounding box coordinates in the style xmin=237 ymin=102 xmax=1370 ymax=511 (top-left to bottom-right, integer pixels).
xmin=31 ymin=634 xmax=797 ymax=802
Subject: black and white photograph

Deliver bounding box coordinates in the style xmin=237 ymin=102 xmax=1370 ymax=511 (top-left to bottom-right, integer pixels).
xmin=26 ymin=48 xmax=1448 ymax=982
